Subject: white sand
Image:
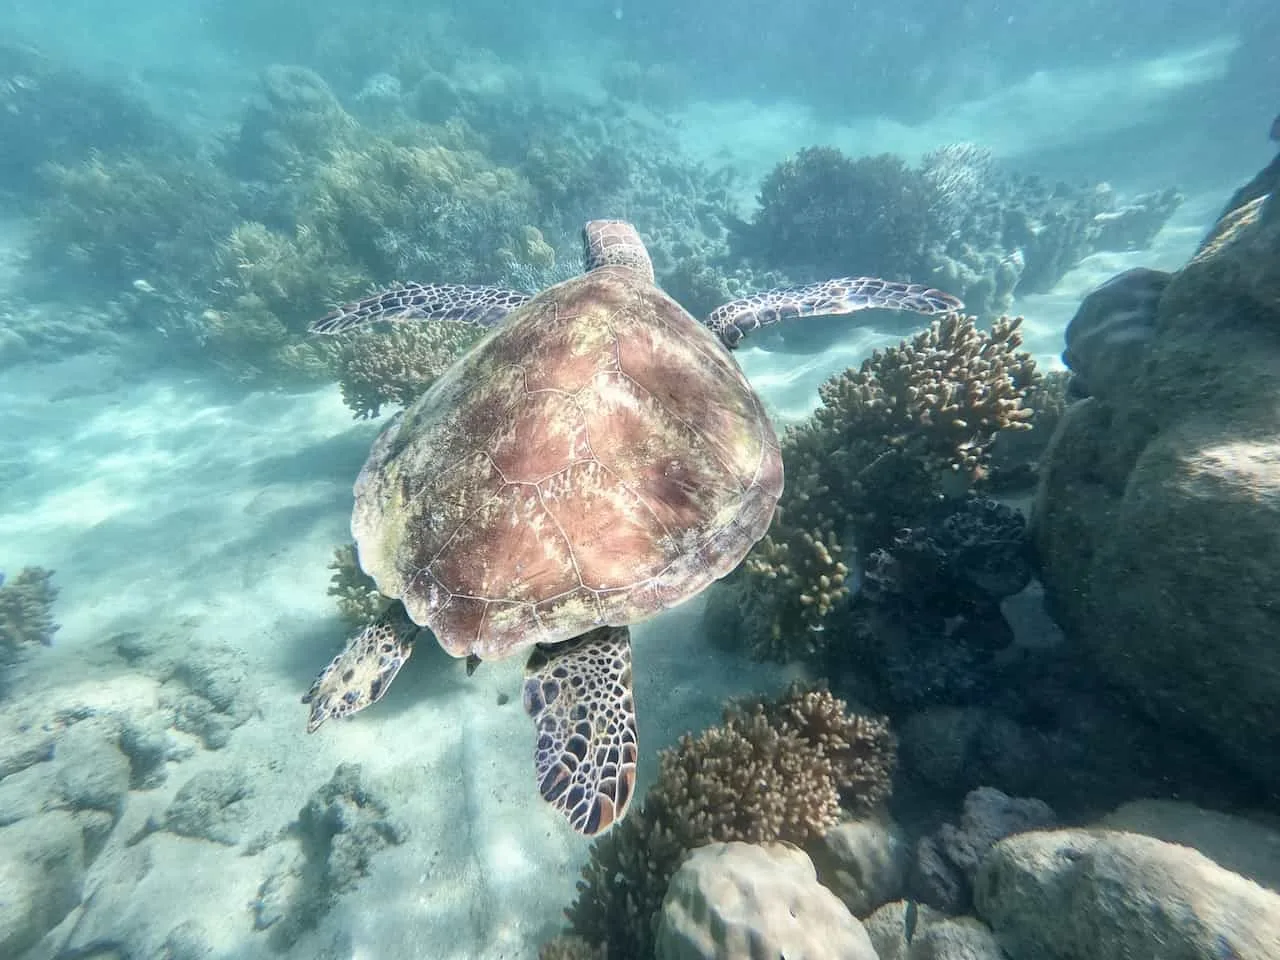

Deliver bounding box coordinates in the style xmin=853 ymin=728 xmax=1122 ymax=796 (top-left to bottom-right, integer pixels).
xmin=0 ymin=349 xmax=798 ymax=958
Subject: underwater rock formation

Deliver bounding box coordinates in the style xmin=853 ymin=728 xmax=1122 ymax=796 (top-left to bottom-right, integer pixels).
xmin=1032 ymin=160 xmax=1280 ymax=792
xmin=1060 ymin=265 xmax=1169 ymax=404
xmin=252 ymin=762 xmax=406 ymax=949
xmin=976 ymin=828 xmax=1280 ymax=960
xmin=910 ymin=787 xmax=1057 ymax=914
xmin=655 ymin=842 xmax=879 ymax=960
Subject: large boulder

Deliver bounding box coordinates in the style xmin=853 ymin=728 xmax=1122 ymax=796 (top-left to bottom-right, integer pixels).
xmin=1032 ymin=160 xmax=1280 ymax=788
xmin=975 ymin=828 xmax=1280 ymax=960
xmin=655 ymin=841 xmax=878 ymax=960
xmin=0 ymin=811 xmax=87 ymax=956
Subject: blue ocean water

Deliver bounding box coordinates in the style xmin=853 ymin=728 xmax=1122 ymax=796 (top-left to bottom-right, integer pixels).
xmin=1 ymin=1 xmax=1278 ymax=958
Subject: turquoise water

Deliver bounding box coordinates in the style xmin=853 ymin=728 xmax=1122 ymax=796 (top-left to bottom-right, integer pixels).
xmin=1 ymin=2 xmax=1277 ymax=958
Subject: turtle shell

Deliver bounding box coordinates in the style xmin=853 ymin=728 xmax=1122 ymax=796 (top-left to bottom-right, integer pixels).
xmin=351 ymin=265 xmax=784 ymax=660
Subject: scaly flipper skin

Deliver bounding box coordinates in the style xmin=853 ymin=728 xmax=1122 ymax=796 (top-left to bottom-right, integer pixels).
xmin=309 ymin=282 xmax=533 ymax=335
xmin=522 ymin=626 xmax=638 ymax=836
xmin=302 ymin=602 xmax=419 ymax=732
xmin=704 ymin=277 xmax=965 ymax=348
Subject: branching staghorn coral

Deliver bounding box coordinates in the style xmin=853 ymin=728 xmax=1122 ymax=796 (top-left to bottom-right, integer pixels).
xmin=0 ymin=566 xmax=59 ymax=663
xmin=725 ymin=314 xmax=1037 ymax=660
xmin=559 ymin=684 xmax=895 ymax=960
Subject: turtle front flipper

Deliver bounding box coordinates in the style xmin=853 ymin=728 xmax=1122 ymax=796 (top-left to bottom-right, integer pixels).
xmin=309 ymin=282 xmax=533 ymax=334
xmin=703 ymin=277 xmax=965 ymax=348
xmin=522 ymin=626 xmax=638 ymax=836
xmin=302 ymin=601 xmax=419 ymax=732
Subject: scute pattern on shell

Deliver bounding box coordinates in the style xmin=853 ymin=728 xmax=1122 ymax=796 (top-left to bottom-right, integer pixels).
xmin=352 ymin=268 xmax=783 ymax=659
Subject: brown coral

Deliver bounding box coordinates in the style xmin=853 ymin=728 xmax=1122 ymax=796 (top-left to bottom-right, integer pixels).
xmin=0 ymin=566 xmax=59 ymax=663
xmin=559 ymin=684 xmax=894 ymax=960
xmin=725 ymin=313 xmax=1037 ymax=660
xmin=334 ymin=320 xmax=482 ymax=418
xmin=326 ymin=544 xmax=387 ymax=627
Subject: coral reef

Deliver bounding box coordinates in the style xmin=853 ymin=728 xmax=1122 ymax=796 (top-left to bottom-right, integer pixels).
xmin=224 ymin=64 xmax=362 ymax=223
xmin=307 ymin=130 xmax=542 ymax=286
xmin=0 ymin=567 xmax=59 ymax=663
xmin=0 ymin=43 xmax=163 ymax=199
xmin=656 ymin=842 xmax=879 ymax=959
xmin=911 ymin=787 xmax=1057 ymax=913
xmin=201 ymin=221 xmax=367 ymax=382
xmin=27 ymin=149 xmax=239 ymax=297
xmin=838 ymin=497 xmax=1032 ymax=711
xmin=326 ymin=544 xmax=386 ymax=627
xmin=717 ymin=314 xmax=1037 ymax=662
xmin=735 ymin=147 xmax=936 ymax=281
xmin=334 ymin=319 xmax=484 ymax=418
xmin=558 ymin=684 xmax=895 ymax=960
xmin=734 ymin=143 xmax=1182 ymax=318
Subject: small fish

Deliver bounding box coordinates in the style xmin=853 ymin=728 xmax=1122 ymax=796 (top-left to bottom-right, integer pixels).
xmin=1271 ymin=113 xmax=1280 ymax=142
xmin=903 ymin=898 xmax=919 ymax=944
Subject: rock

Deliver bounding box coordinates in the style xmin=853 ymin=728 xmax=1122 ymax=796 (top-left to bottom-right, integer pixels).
xmin=808 ymin=816 xmax=910 ymax=917
xmin=655 ymin=841 xmax=878 ymax=960
xmin=54 ymin=719 xmax=131 ymax=819
xmin=119 ymin=716 xmax=177 ymax=788
xmin=867 ymin=901 xmax=1006 ymax=960
xmin=1097 ymin=799 xmax=1280 ymax=892
xmin=1061 ymin=267 xmax=1167 ymax=404
xmin=164 ymin=768 xmax=253 ymax=846
xmin=0 ymin=758 xmax=56 ymax=825
xmin=256 ymin=762 xmax=406 ymax=949
xmin=0 ymin=811 xmax=87 ymax=956
xmin=0 ymin=731 xmax=54 ymax=780
xmin=912 ymin=787 xmax=1056 ymax=913
xmin=1032 ymin=163 xmax=1280 ymax=791
xmin=975 ymin=829 xmax=1280 ymax=960
xmin=165 ymin=645 xmax=257 ymax=750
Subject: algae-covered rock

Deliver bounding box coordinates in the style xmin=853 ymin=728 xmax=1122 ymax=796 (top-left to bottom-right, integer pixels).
xmin=0 ymin=810 xmax=86 ymax=956
xmin=164 ymin=768 xmax=254 ymax=846
xmin=866 ymin=901 xmax=1006 ymax=960
xmin=975 ymin=828 xmax=1280 ymax=960
xmin=1032 ymin=160 xmax=1280 ymax=790
xmin=656 ymin=841 xmax=877 ymax=960
xmin=808 ymin=815 xmax=910 ymax=917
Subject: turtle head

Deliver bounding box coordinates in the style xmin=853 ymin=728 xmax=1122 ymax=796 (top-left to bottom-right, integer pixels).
xmin=582 ymin=220 xmax=655 ymax=284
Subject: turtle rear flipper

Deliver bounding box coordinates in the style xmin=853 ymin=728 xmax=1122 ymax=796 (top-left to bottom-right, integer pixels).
xmin=309 ymin=282 xmax=532 ymax=334
xmin=522 ymin=626 xmax=638 ymax=836
xmin=704 ymin=277 xmax=965 ymax=348
xmin=303 ymin=602 xmax=418 ymax=732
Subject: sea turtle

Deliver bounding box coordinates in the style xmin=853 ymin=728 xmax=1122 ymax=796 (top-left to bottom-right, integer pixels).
xmin=302 ymin=220 xmax=962 ymax=835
